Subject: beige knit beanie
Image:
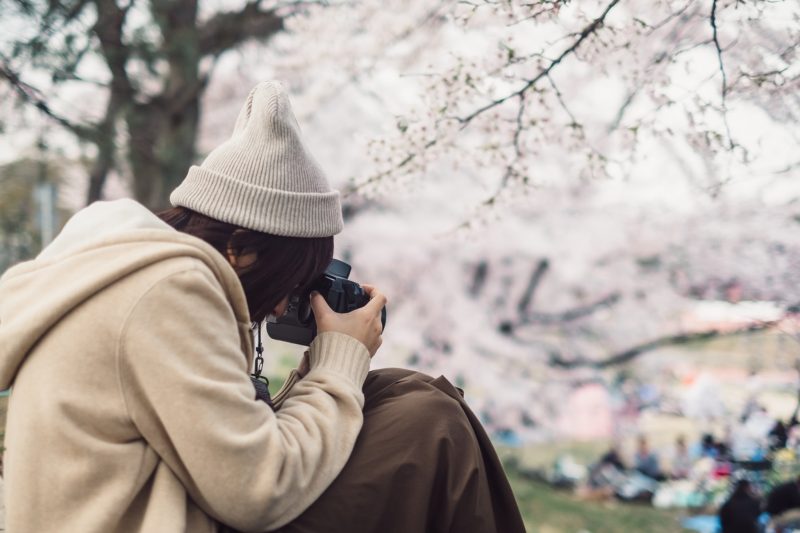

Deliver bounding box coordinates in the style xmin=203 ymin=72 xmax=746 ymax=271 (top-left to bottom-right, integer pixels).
xmin=170 ymin=81 xmax=343 ymax=237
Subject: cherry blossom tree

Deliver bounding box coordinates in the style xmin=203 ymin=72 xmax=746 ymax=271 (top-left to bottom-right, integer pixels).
xmin=3 ymin=0 xmax=799 ymax=438
xmin=242 ymin=0 xmax=800 ymax=436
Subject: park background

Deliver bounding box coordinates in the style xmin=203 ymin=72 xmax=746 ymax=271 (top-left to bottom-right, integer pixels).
xmin=1 ymin=0 xmax=799 ymax=531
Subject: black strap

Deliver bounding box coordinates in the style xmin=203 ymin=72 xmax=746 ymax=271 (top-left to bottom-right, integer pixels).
xmin=254 ymin=322 xmax=265 ymax=379
xmin=251 ymin=322 xmax=273 ymax=408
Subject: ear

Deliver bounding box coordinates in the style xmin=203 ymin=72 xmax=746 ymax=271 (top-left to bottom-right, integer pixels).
xmin=226 ymin=242 xmax=238 ymax=267
xmin=226 ymin=246 xmax=258 ymax=269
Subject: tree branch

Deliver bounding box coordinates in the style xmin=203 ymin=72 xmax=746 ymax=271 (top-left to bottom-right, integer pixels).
xmin=608 ymin=89 xmax=638 ymax=132
xmin=457 ymin=0 xmax=621 ymax=126
xmin=0 ymin=59 xmax=95 ymax=139
xmin=198 ymin=2 xmax=284 ymax=57
xmin=710 ymin=0 xmax=735 ymax=150
xmin=350 ymin=137 xmax=439 ymax=195
xmin=466 ymin=91 xmax=529 ymax=214
xmin=522 ymin=292 xmax=621 ymax=326
xmin=469 ymin=260 xmax=489 ymax=296
xmin=93 ymin=0 xmax=133 ymax=94
xmin=81 ymin=0 xmax=135 ymax=201
xmin=500 ymin=292 xmax=621 ymax=334
xmin=517 ymin=258 xmax=549 ymax=316
xmin=549 ymin=320 xmax=779 ymax=369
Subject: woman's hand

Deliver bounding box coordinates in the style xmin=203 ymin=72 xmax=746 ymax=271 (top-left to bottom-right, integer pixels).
xmin=310 ymin=284 xmax=387 ymax=357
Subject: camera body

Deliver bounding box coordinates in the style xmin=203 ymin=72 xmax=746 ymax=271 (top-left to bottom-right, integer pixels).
xmin=266 ymin=259 xmax=386 ymax=346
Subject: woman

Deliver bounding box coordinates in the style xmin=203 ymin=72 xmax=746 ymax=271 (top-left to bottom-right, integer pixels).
xmin=0 ymin=82 xmax=524 ymax=532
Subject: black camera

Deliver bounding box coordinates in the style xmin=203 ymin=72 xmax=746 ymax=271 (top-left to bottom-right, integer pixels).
xmin=266 ymin=259 xmax=387 ymax=346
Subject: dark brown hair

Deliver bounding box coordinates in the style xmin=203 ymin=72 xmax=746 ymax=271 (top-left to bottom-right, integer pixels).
xmin=157 ymin=207 xmax=334 ymax=323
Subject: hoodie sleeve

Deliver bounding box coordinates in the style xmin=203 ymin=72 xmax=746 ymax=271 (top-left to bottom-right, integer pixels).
xmin=118 ymin=267 xmax=370 ymax=532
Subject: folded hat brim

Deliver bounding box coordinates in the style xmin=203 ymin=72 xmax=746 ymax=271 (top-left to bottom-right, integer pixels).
xmin=171 ymin=165 xmax=344 ymax=238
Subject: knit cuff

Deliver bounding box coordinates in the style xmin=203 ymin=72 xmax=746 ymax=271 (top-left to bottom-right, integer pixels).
xmin=308 ymin=332 xmax=370 ymax=387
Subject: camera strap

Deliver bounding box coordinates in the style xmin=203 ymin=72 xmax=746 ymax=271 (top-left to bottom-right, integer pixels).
xmin=250 ymin=322 xmax=274 ymax=408
xmin=253 ymin=322 xmax=265 ymax=379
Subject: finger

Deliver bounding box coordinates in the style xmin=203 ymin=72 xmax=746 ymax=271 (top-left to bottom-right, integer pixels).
xmin=364 ymin=288 xmax=388 ymax=314
xmin=309 ymin=291 xmax=333 ymax=318
xmin=362 ymin=284 xmax=386 ymax=303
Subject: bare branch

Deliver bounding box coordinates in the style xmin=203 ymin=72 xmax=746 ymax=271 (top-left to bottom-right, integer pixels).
xmin=546 ymin=73 xmax=580 ymax=128
xmin=198 ymin=3 xmax=284 ymax=57
xmin=0 ymin=59 xmax=95 ymax=139
xmin=709 ymin=0 xmax=728 ymax=100
xmin=499 ymin=292 xmax=621 ymax=335
xmin=548 ymin=320 xmax=780 ymax=369
xmin=608 ymin=89 xmax=638 ymax=132
xmin=634 ymin=0 xmax=695 ymax=35
xmin=93 ymin=0 xmax=133 ymax=95
xmin=296 ymin=0 xmax=449 ymax=124
xmin=521 ymin=292 xmax=621 ymax=326
xmin=457 ymin=0 xmax=621 ymax=126
xmin=710 ymin=0 xmax=735 ymax=150
xmin=469 ymin=260 xmax=489 ymax=296
xmin=517 ymin=258 xmax=550 ymax=316
xmin=460 ymin=91 xmax=528 ymax=219
xmin=319 ymin=2 xmax=450 ymax=197
xmin=350 ymin=137 xmax=439 ymax=195
xmin=775 ymin=160 xmax=800 ymax=174
xmin=508 ymin=0 xmax=566 ymax=26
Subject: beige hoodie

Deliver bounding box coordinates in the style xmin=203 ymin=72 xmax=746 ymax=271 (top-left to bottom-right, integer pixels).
xmin=0 ymin=199 xmax=370 ymax=532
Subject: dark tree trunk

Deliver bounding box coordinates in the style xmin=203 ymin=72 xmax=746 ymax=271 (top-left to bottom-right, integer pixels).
xmin=86 ymin=91 xmax=125 ymax=204
xmin=155 ymin=95 xmax=201 ymax=211
xmin=128 ymin=96 xmax=201 ymax=211
xmin=125 ymin=0 xmax=202 ymax=211
xmin=127 ymin=104 xmax=165 ymax=210
xmin=121 ymin=0 xmax=283 ymax=211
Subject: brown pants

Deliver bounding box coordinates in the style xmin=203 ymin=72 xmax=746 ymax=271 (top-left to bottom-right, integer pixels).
xmin=272 ymin=368 xmax=527 ymax=533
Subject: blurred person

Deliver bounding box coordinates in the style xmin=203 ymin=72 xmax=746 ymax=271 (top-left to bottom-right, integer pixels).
xmin=0 ymin=82 xmax=525 ymax=533
xmin=769 ymin=413 xmax=799 ymax=451
xmin=587 ymin=443 xmax=626 ymax=488
xmin=717 ymin=427 xmax=734 ymax=461
xmin=599 ymin=443 xmax=626 ymax=471
xmin=769 ymin=420 xmax=789 ymax=450
xmin=719 ymin=479 xmax=761 ymax=533
xmin=767 ymin=475 xmax=800 ymax=532
xmin=634 ymin=435 xmax=664 ymax=481
xmin=701 ymin=433 xmax=718 ymax=457
xmin=698 ymin=433 xmax=721 ymax=459
xmin=670 ymin=435 xmax=693 ymax=479
xmin=581 ymin=443 xmax=627 ymax=501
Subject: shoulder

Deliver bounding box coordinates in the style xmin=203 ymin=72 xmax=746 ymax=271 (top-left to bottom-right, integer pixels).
xmin=106 ymin=255 xmax=227 ymax=315
xmin=117 ymin=264 xmax=252 ymax=367
xmin=126 ymin=262 xmax=233 ymax=320
xmin=136 ymin=256 xmax=223 ymax=292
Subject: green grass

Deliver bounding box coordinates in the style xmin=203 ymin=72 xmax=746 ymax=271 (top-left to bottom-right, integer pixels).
xmin=506 ymin=470 xmax=691 ymax=533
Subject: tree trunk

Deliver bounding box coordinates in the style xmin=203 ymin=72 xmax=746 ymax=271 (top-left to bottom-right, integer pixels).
xmin=86 ymin=92 xmax=125 ymax=204
xmin=92 ymin=0 xmax=283 ymax=209
xmin=127 ymin=104 xmax=165 ymax=210
xmin=127 ymin=94 xmax=202 ymax=212
xmin=128 ymin=0 xmax=202 ymax=212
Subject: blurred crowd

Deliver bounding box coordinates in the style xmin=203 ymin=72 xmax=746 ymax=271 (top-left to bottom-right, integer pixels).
xmin=547 ymin=407 xmax=800 ymax=533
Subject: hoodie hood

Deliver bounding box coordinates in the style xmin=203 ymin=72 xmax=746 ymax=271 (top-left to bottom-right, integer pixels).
xmin=0 ymin=199 xmax=249 ymax=390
